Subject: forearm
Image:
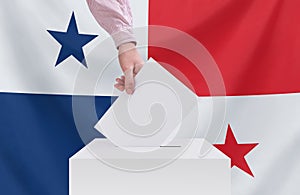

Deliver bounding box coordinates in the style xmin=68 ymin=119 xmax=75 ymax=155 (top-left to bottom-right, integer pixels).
xmin=86 ymin=0 xmax=136 ymax=48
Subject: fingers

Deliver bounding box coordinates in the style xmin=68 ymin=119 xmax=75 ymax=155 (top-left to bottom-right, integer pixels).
xmin=114 ymin=76 xmax=125 ymax=92
xmin=115 ymin=77 xmax=124 ymax=85
xmin=124 ymin=67 xmax=134 ymax=94
xmin=114 ymin=64 xmax=143 ymax=94
xmin=114 ymin=83 xmax=125 ymax=91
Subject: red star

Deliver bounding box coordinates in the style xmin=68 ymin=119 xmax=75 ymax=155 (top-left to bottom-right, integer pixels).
xmin=213 ymin=125 xmax=258 ymax=177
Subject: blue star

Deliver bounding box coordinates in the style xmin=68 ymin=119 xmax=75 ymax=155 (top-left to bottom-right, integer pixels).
xmin=47 ymin=12 xmax=97 ymax=68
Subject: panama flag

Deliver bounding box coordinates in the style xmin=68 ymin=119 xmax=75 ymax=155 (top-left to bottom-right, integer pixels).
xmin=1 ymin=0 xmax=300 ymax=194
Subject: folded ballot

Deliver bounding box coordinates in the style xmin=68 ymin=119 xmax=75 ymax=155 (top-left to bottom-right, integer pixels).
xmin=94 ymin=58 xmax=198 ymax=148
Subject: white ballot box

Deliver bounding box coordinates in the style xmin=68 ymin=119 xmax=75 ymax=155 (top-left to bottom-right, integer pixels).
xmin=69 ymin=138 xmax=231 ymax=195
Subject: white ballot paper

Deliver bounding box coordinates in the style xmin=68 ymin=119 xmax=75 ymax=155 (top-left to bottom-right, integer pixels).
xmin=94 ymin=58 xmax=199 ymax=148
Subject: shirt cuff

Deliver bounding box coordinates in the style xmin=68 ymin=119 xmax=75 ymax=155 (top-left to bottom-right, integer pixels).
xmin=111 ymin=28 xmax=137 ymax=49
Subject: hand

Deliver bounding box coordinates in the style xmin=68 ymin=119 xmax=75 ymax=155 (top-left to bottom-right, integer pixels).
xmin=115 ymin=42 xmax=144 ymax=94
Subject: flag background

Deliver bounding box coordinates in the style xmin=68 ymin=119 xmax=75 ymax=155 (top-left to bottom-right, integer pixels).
xmin=1 ymin=0 xmax=300 ymax=195
xmin=149 ymin=0 xmax=300 ymax=96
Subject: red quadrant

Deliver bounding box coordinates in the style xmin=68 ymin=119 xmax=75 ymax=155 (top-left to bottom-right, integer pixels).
xmin=149 ymin=0 xmax=300 ymax=96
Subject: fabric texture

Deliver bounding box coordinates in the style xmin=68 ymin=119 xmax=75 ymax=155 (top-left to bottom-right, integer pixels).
xmin=86 ymin=0 xmax=136 ymax=48
xmin=149 ymin=0 xmax=300 ymax=96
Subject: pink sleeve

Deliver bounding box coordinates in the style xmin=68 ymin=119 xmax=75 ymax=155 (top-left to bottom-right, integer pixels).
xmin=86 ymin=0 xmax=136 ymax=48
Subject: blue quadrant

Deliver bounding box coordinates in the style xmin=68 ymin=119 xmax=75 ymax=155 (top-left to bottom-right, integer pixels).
xmin=0 ymin=93 xmax=115 ymax=195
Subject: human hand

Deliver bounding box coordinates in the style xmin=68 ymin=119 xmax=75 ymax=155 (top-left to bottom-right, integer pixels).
xmin=115 ymin=42 xmax=144 ymax=94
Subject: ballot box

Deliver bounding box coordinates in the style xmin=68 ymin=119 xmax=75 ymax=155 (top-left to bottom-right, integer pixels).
xmin=69 ymin=138 xmax=231 ymax=195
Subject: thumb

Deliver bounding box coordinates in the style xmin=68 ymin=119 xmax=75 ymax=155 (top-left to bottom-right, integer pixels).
xmin=124 ymin=67 xmax=134 ymax=94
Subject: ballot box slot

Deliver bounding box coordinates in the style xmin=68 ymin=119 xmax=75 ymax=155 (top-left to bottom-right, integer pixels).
xmin=160 ymin=146 xmax=181 ymax=148
xmin=113 ymin=146 xmax=182 ymax=148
